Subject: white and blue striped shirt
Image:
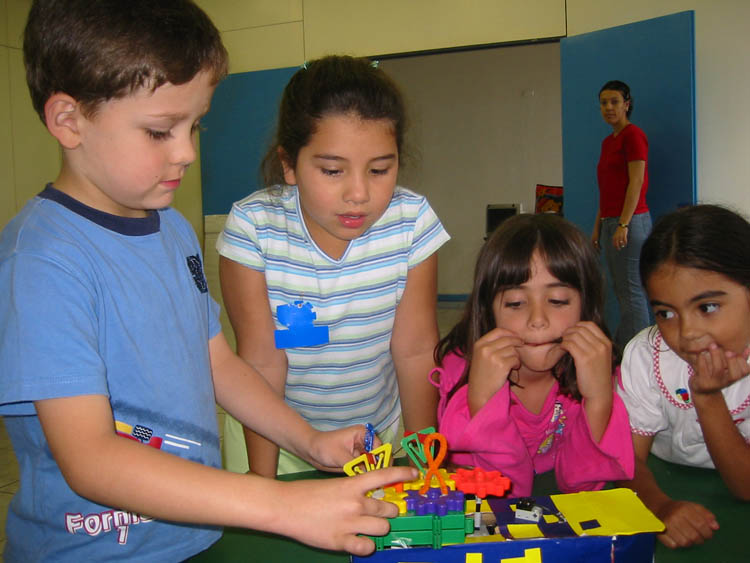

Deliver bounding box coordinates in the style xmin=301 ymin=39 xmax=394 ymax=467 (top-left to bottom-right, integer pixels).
xmin=217 ymin=185 xmax=450 ymax=433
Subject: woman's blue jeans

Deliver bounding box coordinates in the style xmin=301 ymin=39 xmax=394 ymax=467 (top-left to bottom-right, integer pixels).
xmin=600 ymin=212 xmax=652 ymax=351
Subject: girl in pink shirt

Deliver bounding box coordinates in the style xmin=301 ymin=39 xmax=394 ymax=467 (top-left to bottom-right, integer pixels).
xmin=430 ymin=214 xmax=634 ymax=497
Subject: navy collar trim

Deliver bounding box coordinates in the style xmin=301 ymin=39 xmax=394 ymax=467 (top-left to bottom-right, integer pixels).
xmin=39 ymin=184 xmax=160 ymax=236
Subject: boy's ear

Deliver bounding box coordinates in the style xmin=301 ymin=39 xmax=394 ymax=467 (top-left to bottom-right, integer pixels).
xmin=44 ymin=93 xmax=84 ymax=149
xmin=278 ymin=147 xmax=297 ymax=186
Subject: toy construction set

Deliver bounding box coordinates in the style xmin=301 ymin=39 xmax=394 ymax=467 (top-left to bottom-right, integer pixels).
xmin=345 ymin=427 xmax=663 ymax=563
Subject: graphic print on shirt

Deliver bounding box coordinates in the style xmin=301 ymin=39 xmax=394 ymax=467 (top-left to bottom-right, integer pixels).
xmin=675 ymin=387 xmax=691 ymax=404
xmin=65 ymin=509 xmax=154 ymax=545
xmin=115 ymin=420 xmax=202 ymax=452
xmin=537 ymin=401 xmax=567 ymax=454
xmin=186 ymin=254 xmax=208 ymax=293
xmin=65 ymin=419 xmax=206 ymax=545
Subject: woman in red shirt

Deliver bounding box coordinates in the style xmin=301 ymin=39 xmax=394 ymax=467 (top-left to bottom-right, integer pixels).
xmin=591 ymin=80 xmax=651 ymax=351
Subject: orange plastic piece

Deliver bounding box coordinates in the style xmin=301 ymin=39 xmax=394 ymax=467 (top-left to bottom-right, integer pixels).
xmin=451 ymin=467 xmax=511 ymax=498
xmin=419 ymin=433 xmax=449 ymax=495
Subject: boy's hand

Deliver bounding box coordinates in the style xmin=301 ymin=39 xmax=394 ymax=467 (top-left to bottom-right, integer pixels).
xmin=279 ymin=467 xmax=418 ymax=555
xmin=561 ymin=321 xmax=612 ymax=402
xmin=305 ymin=425 xmax=380 ymax=472
xmin=467 ymin=327 xmax=523 ymax=415
xmin=654 ymin=498 xmax=719 ymax=548
xmin=689 ymin=344 xmax=750 ymax=395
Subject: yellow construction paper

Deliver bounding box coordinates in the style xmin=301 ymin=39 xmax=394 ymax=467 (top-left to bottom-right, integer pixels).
xmin=506 ymin=524 xmax=543 ymax=538
xmin=550 ymin=488 xmax=664 ymax=536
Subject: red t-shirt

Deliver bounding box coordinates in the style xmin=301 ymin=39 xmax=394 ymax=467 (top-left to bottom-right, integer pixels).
xmin=597 ymin=123 xmax=649 ymax=218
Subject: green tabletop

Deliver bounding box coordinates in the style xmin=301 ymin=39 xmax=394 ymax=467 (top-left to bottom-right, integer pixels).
xmin=646 ymin=455 xmax=747 ymax=563
xmin=188 ymin=470 xmax=347 ymax=563
xmin=189 ymin=456 xmax=747 ymax=562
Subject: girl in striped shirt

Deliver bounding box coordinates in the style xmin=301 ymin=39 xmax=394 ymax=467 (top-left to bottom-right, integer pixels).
xmin=217 ymin=55 xmax=450 ymax=477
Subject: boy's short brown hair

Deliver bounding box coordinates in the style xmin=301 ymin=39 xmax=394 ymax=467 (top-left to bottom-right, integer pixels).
xmin=24 ymin=0 xmax=228 ymax=124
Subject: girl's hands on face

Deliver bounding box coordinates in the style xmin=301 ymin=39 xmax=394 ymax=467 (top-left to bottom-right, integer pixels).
xmin=559 ymin=321 xmax=613 ymax=401
xmin=467 ymin=327 xmax=523 ymax=415
xmin=690 ymin=343 xmax=750 ymax=395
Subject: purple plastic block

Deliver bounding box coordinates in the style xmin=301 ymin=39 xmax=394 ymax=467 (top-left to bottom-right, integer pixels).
xmin=426 ymin=488 xmax=442 ymax=500
xmin=407 ymin=487 xmax=465 ymax=516
xmin=447 ymin=491 xmax=465 ymax=512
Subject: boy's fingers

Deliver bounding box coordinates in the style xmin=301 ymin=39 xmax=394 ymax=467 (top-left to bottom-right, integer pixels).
xmin=362 ymin=495 xmax=398 ymax=518
xmin=357 ymin=466 xmax=417 ymax=494
xmin=343 ymin=533 xmax=377 ymax=557
xmin=355 ymin=512 xmax=393 ymax=537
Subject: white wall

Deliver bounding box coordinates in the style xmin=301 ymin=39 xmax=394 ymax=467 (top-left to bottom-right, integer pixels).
xmin=383 ymin=43 xmax=562 ymax=294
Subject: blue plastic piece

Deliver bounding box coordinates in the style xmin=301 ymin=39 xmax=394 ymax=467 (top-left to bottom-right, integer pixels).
xmin=364 ymin=423 xmax=375 ymax=452
xmin=274 ymin=301 xmax=329 ymax=348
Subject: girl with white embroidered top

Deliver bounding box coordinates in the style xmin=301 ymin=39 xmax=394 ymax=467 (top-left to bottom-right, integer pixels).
xmin=618 ymin=204 xmax=750 ymax=550
xmin=216 ymin=55 xmax=450 ymax=477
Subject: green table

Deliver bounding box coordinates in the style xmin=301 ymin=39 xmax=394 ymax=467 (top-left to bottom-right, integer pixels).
xmin=646 ymin=455 xmax=748 ymax=563
xmin=188 ymin=470 xmax=347 ymax=563
xmin=190 ymin=456 xmax=747 ymax=562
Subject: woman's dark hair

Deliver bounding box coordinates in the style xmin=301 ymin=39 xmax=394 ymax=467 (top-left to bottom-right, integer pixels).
xmin=640 ymin=204 xmax=750 ymax=290
xmin=599 ymin=80 xmax=633 ymax=118
xmin=435 ymin=214 xmax=610 ymax=401
xmin=24 ymin=0 xmax=228 ymax=124
xmin=261 ymin=55 xmax=407 ymax=186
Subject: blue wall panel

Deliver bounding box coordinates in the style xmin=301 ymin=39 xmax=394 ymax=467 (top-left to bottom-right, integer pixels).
xmin=561 ymin=12 xmax=696 ymax=332
xmin=200 ymin=66 xmax=297 ymax=215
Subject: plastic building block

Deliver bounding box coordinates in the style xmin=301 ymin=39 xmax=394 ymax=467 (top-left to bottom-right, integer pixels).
xmin=343 ymin=443 xmax=392 ymax=476
xmin=401 ymin=427 xmax=436 ymax=472
xmin=370 ymin=487 xmax=473 ymax=550
xmin=401 ymin=468 xmax=455 ymax=495
xmin=274 ymin=301 xmax=329 ymax=348
xmin=452 ymin=467 xmax=512 ymax=498
xmin=514 ymin=498 xmax=543 ymax=522
xmin=364 ymin=422 xmax=375 ymax=452
xmin=515 ymin=506 xmax=543 ymax=523
xmin=420 ymin=433 xmax=449 ymax=494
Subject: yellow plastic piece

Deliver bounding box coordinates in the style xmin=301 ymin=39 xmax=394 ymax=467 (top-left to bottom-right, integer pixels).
xmin=381 ymin=488 xmax=409 ymax=515
xmin=343 ymin=442 xmax=392 ymax=476
xmin=465 ymin=553 xmax=483 ymax=563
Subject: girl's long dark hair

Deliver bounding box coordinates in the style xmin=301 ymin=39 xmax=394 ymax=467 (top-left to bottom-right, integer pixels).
xmin=640 ymin=204 xmax=750 ymax=290
xmin=435 ymin=213 xmax=611 ymax=400
xmin=261 ymin=55 xmax=406 ymax=186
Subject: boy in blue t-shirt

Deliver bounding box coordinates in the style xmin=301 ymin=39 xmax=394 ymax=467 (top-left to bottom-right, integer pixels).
xmin=0 ymin=1 xmax=414 ymax=561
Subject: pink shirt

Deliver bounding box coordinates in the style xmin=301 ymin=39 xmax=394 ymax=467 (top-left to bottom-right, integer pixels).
xmin=431 ymin=352 xmax=634 ymax=497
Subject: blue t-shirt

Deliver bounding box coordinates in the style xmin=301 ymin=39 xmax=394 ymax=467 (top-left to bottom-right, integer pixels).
xmin=0 ymin=186 xmax=222 ymax=561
